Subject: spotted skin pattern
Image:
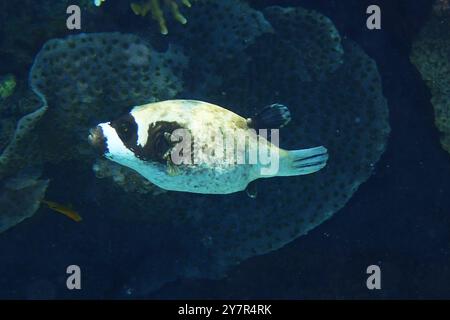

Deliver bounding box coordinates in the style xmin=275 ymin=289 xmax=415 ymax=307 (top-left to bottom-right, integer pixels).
xmin=96 ymin=100 xmax=325 ymax=194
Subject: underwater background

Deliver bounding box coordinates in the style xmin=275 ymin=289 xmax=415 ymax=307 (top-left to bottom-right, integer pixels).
xmin=0 ymin=0 xmax=449 ymax=299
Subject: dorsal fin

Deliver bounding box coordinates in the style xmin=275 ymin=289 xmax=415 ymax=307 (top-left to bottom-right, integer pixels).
xmin=247 ymin=103 xmax=291 ymax=129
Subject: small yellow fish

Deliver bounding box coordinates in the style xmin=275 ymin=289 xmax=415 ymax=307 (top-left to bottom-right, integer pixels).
xmin=42 ymin=200 xmax=82 ymax=222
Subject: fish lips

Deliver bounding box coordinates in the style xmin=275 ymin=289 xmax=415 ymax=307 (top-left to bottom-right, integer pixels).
xmin=88 ymin=125 xmax=108 ymax=155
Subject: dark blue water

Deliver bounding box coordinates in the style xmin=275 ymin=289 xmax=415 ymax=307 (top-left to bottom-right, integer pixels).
xmin=1 ymin=0 xmax=449 ymax=299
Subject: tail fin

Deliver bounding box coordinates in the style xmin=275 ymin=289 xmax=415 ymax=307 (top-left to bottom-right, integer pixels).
xmin=278 ymin=146 xmax=328 ymax=176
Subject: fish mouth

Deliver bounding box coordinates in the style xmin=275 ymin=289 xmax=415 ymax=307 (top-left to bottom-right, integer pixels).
xmin=88 ymin=125 xmax=108 ymax=155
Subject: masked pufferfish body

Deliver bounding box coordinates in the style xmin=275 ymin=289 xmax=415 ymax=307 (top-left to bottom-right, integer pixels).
xmin=89 ymin=100 xmax=328 ymax=195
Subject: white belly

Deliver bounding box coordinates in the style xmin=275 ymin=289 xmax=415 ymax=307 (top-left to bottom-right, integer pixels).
xmin=130 ymin=161 xmax=253 ymax=194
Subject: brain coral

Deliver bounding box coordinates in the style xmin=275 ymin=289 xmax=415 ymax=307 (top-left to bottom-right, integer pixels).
xmin=262 ymin=6 xmax=344 ymax=81
xmin=411 ymin=7 xmax=450 ymax=154
xmin=23 ymin=1 xmax=390 ymax=295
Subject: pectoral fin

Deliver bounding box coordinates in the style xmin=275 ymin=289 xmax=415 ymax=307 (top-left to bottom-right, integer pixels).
xmin=245 ymin=180 xmax=258 ymax=199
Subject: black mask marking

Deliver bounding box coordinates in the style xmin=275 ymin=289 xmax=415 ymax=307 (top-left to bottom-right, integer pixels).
xmin=110 ymin=113 xmax=139 ymax=152
xmin=138 ymin=121 xmax=185 ymax=164
xmin=111 ymin=113 xmax=185 ymax=165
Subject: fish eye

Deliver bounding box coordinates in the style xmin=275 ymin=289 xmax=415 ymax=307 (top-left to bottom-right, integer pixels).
xmin=110 ymin=114 xmax=138 ymax=146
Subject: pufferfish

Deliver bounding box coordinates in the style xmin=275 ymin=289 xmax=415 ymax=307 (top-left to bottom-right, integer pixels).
xmin=89 ymin=100 xmax=328 ymax=196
